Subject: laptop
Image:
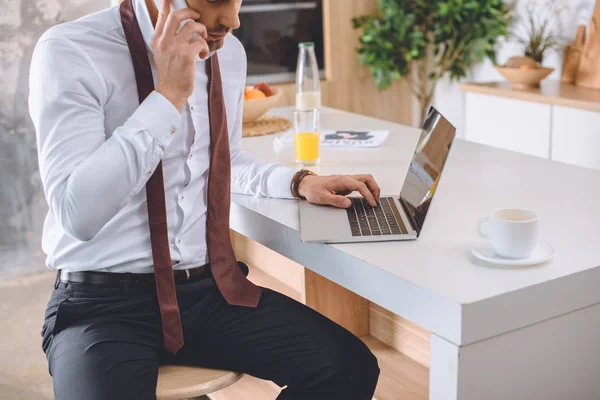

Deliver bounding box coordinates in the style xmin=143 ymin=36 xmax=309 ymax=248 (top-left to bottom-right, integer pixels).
xmin=299 ymin=107 xmax=456 ymax=243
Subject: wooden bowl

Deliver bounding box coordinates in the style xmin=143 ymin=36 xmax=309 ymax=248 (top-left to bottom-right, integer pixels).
xmin=242 ymin=87 xmax=283 ymax=123
xmin=504 ymin=56 xmax=538 ymax=69
xmin=495 ymin=65 xmax=554 ymax=89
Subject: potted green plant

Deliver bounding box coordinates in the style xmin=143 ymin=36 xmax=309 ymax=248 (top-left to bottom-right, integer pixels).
xmin=353 ymin=0 xmax=513 ymax=125
xmin=515 ymin=0 xmax=568 ymax=64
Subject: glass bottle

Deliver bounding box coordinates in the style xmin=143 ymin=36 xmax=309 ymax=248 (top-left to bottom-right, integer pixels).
xmin=295 ymin=42 xmax=321 ymax=110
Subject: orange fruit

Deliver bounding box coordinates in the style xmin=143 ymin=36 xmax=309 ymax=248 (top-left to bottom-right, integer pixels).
xmin=244 ymin=89 xmax=267 ymax=100
xmin=253 ymin=82 xmax=273 ymax=97
xmin=520 ymin=64 xmax=537 ymax=70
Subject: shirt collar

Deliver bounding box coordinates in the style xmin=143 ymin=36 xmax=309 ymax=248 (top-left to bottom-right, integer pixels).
xmin=133 ymin=0 xmax=215 ymax=62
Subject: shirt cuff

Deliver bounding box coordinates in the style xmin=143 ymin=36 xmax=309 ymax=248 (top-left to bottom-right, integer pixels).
xmin=127 ymin=91 xmax=181 ymax=148
xmin=266 ymin=167 xmax=298 ymax=199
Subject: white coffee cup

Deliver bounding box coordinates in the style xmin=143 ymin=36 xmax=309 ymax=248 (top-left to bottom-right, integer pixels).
xmin=477 ymin=209 xmax=540 ymax=259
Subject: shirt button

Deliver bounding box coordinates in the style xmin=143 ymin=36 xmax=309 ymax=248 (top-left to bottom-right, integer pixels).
xmin=177 ymin=239 xmax=181 ymax=245
xmin=190 ymin=106 xmax=195 ymax=110
xmin=189 ymin=154 xmax=193 ymax=159
xmin=147 ymin=170 xmax=152 ymax=174
xmin=180 ymin=195 xmax=184 ymax=201
xmin=170 ymin=128 xmax=176 ymax=135
xmin=184 ymin=183 xmax=189 ymax=188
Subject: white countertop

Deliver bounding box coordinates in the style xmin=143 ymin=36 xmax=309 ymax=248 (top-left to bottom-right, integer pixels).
xmin=232 ymin=107 xmax=600 ymax=346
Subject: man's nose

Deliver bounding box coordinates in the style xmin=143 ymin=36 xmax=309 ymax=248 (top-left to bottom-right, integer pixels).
xmin=218 ymin=4 xmax=241 ymax=30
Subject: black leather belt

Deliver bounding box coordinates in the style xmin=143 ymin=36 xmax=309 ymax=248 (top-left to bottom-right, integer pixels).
xmin=58 ymin=264 xmax=211 ymax=288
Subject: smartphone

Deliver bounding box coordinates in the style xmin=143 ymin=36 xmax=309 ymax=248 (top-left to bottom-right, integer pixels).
xmin=154 ymin=0 xmax=208 ymax=58
xmin=154 ymin=0 xmax=188 ymax=12
xmin=154 ymin=0 xmax=193 ymax=33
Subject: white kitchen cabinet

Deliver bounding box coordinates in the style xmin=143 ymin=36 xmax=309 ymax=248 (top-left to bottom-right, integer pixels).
xmin=461 ymin=82 xmax=600 ymax=170
xmin=464 ymin=93 xmax=551 ymax=158
xmin=552 ymin=106 xmax=600 ymax=170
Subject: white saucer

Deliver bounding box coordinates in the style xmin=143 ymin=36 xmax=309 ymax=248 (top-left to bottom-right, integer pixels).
xmin=471 ymin=241 xmax=555 ymax=266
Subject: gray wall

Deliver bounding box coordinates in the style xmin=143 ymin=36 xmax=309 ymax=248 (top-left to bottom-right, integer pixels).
xmin=0 ymin=0 xmax=111 ymax=278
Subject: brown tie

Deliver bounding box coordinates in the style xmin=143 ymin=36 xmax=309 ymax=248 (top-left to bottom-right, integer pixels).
xmin=119 ymin=0 xmax=262 ymax=355
xmin=205 ymin=53 xmax=263 ymax=308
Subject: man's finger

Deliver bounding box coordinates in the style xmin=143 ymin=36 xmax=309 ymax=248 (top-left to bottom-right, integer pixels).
xmin=176 ymin=21 xmax=208 ymax=42
xmin=189 ymin=38 xmax=210 ymax=59
xmin=323 ymin=193 xmax=351 ymax=209
xmin=155 ymin=0 xmax=170 ymax=37
xmin=352 ymin=174 xmax=380 ymax=201
xmin=344 ymin=178 xmax=376 ymax=206
xmin=163 ymin=9 xmax=202 ymax=37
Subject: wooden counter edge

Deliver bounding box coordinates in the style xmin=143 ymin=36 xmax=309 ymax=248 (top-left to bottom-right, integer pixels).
xmin=458 ymin=81 xmax=600 ymax=113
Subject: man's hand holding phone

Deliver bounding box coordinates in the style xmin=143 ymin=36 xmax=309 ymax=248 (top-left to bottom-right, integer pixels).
xmin=153 ymin=0 xmax=209 ymax=113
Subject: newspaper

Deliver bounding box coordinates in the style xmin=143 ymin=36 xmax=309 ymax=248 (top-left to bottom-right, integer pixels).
xmin=273 ymin=129 xmax=389 ymax=149
xmin=319 ymin=130 xmax=389 ymax=148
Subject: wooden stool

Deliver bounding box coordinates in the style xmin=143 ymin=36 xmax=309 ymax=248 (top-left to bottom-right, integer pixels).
xmin=156 ymin=365 xmax=243 ymax=400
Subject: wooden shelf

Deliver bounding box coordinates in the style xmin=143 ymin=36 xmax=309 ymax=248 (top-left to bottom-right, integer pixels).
xmin=247 ymin=263 xmax=302 ymax=303
xmin=370 ymin=304 xmax=430 ymax=368
xmin=361 ymin=335 xmax=429 ymax=400
xmin=458 ymin=80 xmax=600 ymax=112
xmin=232 ymin=231 xmax=305 ymax=300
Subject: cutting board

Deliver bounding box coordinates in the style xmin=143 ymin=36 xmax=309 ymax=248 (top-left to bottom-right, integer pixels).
xmin=576 ymin=0 xmax=600 ymax=88
xmin=562 ymin=25 xmax=586 ymax=83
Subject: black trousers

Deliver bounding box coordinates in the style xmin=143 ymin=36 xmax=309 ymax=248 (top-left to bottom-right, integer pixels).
xmin=42 ymin=264 xmax=380 ymax=399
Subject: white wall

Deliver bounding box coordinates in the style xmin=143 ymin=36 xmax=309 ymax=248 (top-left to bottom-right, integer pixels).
xmin=432 ymin=0 xmax=595 ymax=136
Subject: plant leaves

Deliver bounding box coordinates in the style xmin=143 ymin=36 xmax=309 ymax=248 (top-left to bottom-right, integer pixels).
xmin=352 ymin=0 xmax=511 ymax=89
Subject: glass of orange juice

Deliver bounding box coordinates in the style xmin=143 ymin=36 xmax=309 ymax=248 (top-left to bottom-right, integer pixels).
xmin=293 ymin=109 xmax=320 ymax=165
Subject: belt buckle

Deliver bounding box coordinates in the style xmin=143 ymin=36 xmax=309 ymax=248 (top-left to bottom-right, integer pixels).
xmin=185 ymin=269 xmax=191 ymax=281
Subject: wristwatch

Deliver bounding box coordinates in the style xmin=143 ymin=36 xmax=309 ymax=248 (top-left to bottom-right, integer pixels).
xmin=290 ymin=169 xmax=316 ymax=199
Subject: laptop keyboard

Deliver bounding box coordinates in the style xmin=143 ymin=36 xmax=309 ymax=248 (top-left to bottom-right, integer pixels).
xmin=345 ymin=197 xmax=407 ymax=237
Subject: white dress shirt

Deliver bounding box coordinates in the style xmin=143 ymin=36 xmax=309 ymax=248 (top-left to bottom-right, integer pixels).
xmin=28 ymin=0 xmax=296 ymax=273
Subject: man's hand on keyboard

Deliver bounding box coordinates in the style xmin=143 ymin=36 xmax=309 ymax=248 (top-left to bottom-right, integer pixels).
xmin=298 ymin=174 xmax=380 ymax=208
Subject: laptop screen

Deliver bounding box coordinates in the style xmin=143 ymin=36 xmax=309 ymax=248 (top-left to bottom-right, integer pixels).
xmin=398 ymin=107 xmax=456 ymax=236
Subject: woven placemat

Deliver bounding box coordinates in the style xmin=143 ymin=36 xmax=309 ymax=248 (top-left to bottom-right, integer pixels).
xmin=242 ymin=115 xmax=291 ymax=137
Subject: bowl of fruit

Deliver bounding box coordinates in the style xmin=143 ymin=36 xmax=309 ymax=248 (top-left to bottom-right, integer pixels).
xmin=242 ymin=82 xmax=282 ymax=123
xmin=495 ymin=56 xmax=554 ymax=89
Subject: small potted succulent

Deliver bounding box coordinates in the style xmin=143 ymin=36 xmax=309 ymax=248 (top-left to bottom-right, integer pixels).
xmin=496 ymin=0 xmax=568 ymax=88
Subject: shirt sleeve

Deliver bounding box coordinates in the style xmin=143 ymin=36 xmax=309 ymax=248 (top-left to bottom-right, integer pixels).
xmin=29 ymin=36 xmax=181 ymax=242
xmin=229 ymin=54 xmax=297 ymax=199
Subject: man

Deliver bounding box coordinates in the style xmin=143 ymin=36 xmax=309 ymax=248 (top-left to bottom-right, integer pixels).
xmin=29 ymin=0 xmax=381 ymax=398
